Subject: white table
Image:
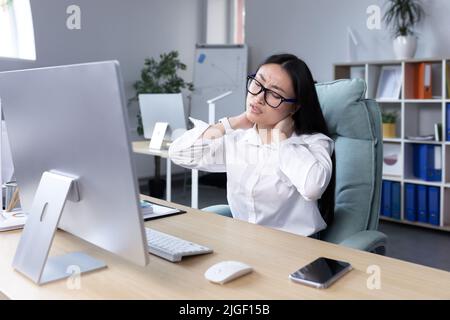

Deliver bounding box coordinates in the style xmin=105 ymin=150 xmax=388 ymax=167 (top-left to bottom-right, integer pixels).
xmin=132 ymin=141 xmax=199 ymax=208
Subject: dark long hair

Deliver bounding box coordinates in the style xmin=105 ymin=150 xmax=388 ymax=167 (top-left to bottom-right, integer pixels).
xmin=258 ymin=53 xmax=335 ymax=226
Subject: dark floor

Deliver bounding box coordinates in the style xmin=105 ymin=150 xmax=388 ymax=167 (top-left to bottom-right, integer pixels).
xmin=140 ymin=174 xmax=450 ymax=272
xmin=377 ymin=221 xmax=450 ymax=272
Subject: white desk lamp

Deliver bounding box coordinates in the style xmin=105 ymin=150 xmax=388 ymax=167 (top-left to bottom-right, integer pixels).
xmin=206 ymin=91 xmax=232 ymax=125
xmin=347 ymin=26 xmax=359 ymax=62
xmin=189 ymin=91 xmax=233 ymax=210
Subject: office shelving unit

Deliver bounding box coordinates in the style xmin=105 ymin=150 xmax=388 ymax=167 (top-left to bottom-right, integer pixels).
xmin=334 ymin=58 xmax=450 ymax=232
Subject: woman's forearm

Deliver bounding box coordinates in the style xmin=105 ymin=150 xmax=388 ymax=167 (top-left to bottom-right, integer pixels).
xmin=201 ymin=113 xmax=253 ymax=139
xmin=202 ymin=122 xmax=225 ymax=139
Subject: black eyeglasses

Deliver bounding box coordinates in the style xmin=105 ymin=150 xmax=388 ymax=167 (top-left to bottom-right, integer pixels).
xmin=246 ymin=74 xmax=296 ymax=108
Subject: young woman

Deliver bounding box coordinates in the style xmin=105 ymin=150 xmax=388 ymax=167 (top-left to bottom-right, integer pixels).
xmin=169 ymin=53 xmax=335 ymax=238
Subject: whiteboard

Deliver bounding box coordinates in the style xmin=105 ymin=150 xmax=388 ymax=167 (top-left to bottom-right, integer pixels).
xmin=190 ymin=44 xmax=248 ymax=123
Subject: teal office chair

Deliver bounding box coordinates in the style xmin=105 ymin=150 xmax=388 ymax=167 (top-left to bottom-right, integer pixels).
xmin=202 ymin=79 xmax=387 ymax=255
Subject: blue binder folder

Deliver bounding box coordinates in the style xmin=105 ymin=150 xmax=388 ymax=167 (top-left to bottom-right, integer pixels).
xmin=391 ymin=182 xmax=401 ymax=219
xmin=446 ymin=103 xmax=450 ymax=141
xmin=380 ymin=181 xmax=384 ymax=216
xmin=417 ymin=185 xmax=428 ymax=223
xmin=381 ymin=180 xmax=392 ymax=217
xmin=412 ymin=144 xmax=442 ymax=182
xmin=428 ymin=186 xmax=440 ymax=226
xmin=412 ymin=144 xmax=424 ymax=179
xmin=405 ymin=183 xmax=416 ymax=221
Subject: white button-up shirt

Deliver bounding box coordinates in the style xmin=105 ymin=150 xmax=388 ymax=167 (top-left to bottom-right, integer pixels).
xmin=168 ymin=117 xmax=334 ymax=237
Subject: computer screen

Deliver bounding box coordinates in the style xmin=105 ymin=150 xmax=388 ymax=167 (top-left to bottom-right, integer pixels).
xmin=0 ymin=61 xmax=149 ymax=267
xmin=139 ymin=93 xmax=187 ymax=140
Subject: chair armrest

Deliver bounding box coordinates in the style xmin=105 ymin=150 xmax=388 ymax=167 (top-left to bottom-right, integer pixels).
xmin=201 ymin=204 xmax=233 ymax=218
xmin=339 ymin=230 xmax=387 ymax=255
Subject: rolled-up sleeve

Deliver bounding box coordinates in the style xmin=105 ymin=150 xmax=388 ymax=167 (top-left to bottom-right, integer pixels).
xmin=168 ymin=117 xmax=227 ymax=172
xmin=277 ymin=133 xmax=334 ymax=201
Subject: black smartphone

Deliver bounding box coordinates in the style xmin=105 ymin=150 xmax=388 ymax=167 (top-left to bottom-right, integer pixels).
xmin=289 ymin=257 xmax=352 ymax=289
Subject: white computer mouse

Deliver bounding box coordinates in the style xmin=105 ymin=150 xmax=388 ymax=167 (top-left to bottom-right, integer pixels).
xmin=204 ymin=260 xmax=253 ymax=284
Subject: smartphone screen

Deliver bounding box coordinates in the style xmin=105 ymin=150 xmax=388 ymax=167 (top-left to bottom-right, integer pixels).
xmin=289 ymin=257 xmax=352 ymax=288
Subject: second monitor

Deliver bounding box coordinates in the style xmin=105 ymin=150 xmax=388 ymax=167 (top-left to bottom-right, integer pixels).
xmin=139 ymin=93 xmax=187 ymax=143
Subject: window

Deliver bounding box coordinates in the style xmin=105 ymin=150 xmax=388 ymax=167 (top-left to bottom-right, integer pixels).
xmin=205 ymin=0 xmax=245 ymax=44
xmin=0 ymin=0 xmax=36 ymax=60
xmin=233 ymin=0 xmax=245 ymax=44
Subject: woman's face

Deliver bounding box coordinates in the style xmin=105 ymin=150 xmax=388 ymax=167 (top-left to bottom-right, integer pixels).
xmin=246 ymin=63 xmax=298 ymax=128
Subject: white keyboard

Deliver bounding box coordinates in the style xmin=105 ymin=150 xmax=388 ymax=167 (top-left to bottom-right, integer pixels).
xmin=145 ymin=228 xmax=213 ymax=262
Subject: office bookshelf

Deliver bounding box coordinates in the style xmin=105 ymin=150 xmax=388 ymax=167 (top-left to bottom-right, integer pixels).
xmin=334 ymin=58 xmax=450 ymax=232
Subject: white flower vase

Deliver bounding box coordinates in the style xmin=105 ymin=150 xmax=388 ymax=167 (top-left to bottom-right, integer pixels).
xmin=393 ymin=35 xmax=417 ymax=60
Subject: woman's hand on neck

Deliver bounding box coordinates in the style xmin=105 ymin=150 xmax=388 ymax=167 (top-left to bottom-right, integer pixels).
xmin=229 ymin=112 xmax=254 ymax=130
xmin=257 ymin=115 xmax=294 ymax=144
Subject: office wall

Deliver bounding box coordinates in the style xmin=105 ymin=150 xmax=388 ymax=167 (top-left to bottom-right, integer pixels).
xmin=246 ymin=0 xmax=450 ymax=82
xmin=0 ymin=0 xmax=204 ymax=179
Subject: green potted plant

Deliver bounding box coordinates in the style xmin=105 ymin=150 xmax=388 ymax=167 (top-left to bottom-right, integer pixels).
xmin=130 ymin=51 xmax=194 ymax=135
xmin=383 ymin=0 xmax=425 ymax=59
xmin=130 ymin=51 xmax=194 ymax=198
xmin=382 ymin=110 xmax=398 ymax=138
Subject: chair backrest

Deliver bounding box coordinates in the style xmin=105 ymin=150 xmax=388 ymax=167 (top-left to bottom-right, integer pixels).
xmin=315 ymin=79 xmax=383 ymax=244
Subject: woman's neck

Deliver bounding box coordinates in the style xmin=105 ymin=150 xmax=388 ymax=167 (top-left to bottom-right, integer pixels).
xmin=256 ymin=124 xmax=275 ymax=144
xmin=256 ymin=124 xmax=291 ymax=144
xmin=256 ymin=123 xmax=274 ymax=131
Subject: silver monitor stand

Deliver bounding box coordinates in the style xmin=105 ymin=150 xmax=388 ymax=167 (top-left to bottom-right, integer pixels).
xmin=12 ymin=171 xmax=106 ymax=284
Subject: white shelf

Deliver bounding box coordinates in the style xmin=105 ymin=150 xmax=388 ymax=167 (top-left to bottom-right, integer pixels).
xmin=382 ymin=175 xmax=402 ymax=182
xmin=335 ymin=58 xmax=450 ymax=232
xmin=377 ymin=99 xmax=443 ymax=103
xmin=380 ymin=216 xmax=450 ymax=233
xmin=334 ymin=58 xmax=448 ymax=65
xmin=403 ymin=179 xmax=443 ymax=187
xmin=377 ymin=99 xmax=402 ymax=103
xmin=404 ymin=99 xmax=443 ymax=103
xmin=404 ymin=139 xmax=443 ymax=144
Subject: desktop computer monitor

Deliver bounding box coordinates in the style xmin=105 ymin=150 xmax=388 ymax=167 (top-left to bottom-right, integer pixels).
xmin=139 ymin=93 xmax=187 ymax=141
xmin=0 ymin=61 xmax=149 ymax=283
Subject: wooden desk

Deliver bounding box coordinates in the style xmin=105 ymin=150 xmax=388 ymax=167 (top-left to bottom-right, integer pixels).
xmin=1 ymin=196 xmax=450 ymax=299
xmin=132 ymin=141 xmax=199 ymax=208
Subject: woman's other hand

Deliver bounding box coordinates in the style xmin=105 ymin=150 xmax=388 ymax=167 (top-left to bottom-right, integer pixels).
xmin=229 ymin=112 xmax=254 ymax=130
xmin=274 ymin=115 xmax=294 ymax=140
